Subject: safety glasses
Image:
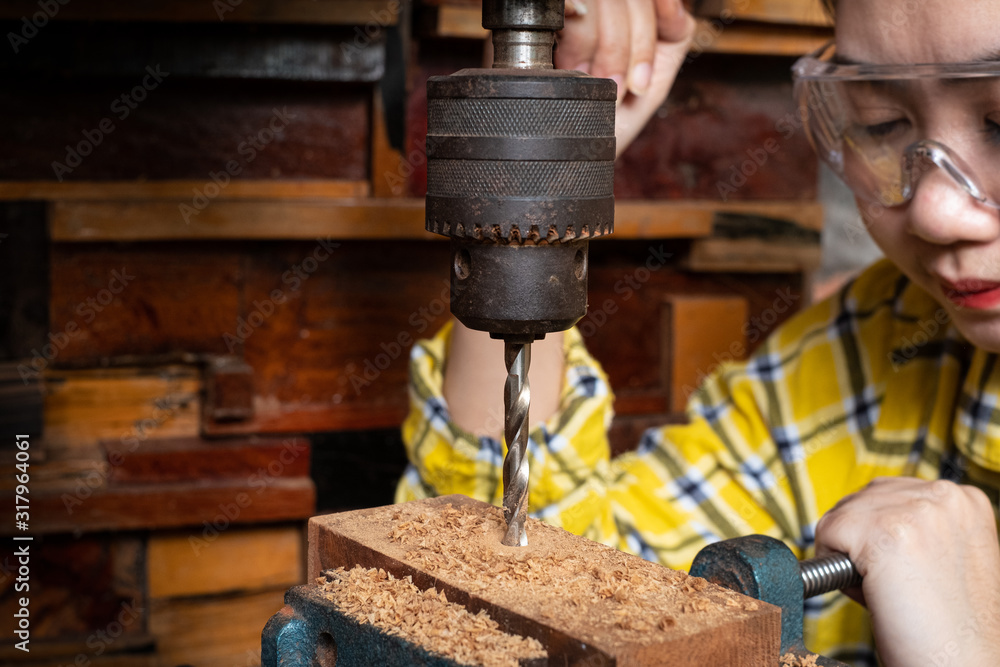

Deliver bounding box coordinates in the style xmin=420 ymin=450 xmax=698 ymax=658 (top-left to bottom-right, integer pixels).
xmin=793 ymin=42 xmax=1000 ymax=209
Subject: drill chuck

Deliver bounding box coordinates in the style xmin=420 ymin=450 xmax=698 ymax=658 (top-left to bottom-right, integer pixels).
xmin=425 ymin=70 xmax=616 ymax=340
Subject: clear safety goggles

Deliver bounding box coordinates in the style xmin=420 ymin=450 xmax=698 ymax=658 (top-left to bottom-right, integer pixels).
xmin=793 ymin=42 xmax=1000 ymax=209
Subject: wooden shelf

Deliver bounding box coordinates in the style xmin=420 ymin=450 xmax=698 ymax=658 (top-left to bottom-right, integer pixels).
xmin=0 ymin=179 xmax=370 ymax=202
xmin=36 ymin=192 xmax=820 ymax=242
xmin=696 ymin=0 xmax=833 ymax=27
xmin=427 ymin=4 xmax=830 ymax=56
xmin=694 ymin=22 xmax=830 ymax=57
xmin=0 ymin=0 xmax=401 ymax=25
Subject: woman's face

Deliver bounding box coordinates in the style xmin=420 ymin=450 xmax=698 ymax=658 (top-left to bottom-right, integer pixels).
xmin=837 ymin=0 xmax=1000 ymax=351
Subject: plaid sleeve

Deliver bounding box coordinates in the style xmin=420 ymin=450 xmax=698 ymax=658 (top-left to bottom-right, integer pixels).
xmin=395 ymin=321 xmax=621 ymax=543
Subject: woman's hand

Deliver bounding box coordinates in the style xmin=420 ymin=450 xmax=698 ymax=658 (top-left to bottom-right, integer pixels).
xmin=816 ymin=477 xmax=1000 ymax=667
xmin=557 ymin=0 xmax=695 ymax=156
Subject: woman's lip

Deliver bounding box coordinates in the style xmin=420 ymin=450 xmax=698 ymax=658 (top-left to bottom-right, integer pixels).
xmin=940 ymin=279 xmax=1000 ymax=309
xmin=941 ymin=279 xmax=1000 ymax=293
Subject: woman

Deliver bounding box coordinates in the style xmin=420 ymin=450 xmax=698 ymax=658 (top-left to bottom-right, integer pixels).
xmin=397 ymin=1 xmax=1000 ymax=664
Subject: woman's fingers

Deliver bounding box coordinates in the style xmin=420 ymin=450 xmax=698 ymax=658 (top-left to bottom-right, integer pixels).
xmin=591 ymin=0 xmax=632 ymax=100
xmin=657 ymin=0 xmax=695 ymax=43
xmin=555 ymin=1 xmax=598 ymax=72
xmin=625 ymin=0 xmax=657 ymax=96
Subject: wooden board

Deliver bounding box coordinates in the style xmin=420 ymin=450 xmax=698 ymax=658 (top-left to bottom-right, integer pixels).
xmin=43 ymin=366 xmax=201 ymax=454
xmin=0 ymin=80 xmax=368 ymax=182
xmin=148 ymin=525 xmax=304 ymax=598
xmin=149 ymin=588 xmax=287 ymax=667
xmin=664 ymin=295 xmax=749 ymax=412
xmin=684 ymin=237 xmax=823 ymax=272
xmin=101 ymin=436 xmax=311 ymax=484
xmin=694 ymin=0 xmax=832 ymax=26
xmin=0 ymin=535 xmax=147 ymax=660
xmin=18 ymin=478 xmax=315 ymax=536
xmin=694 ymin=22 xmax=831 ymax=56
xmin=48 ymin=245 xmax=243 ymax=361
xmin=308 ymin=495 xmax=780 ymax=665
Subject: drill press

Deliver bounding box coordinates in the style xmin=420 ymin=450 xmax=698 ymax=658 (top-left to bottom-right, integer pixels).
xmin=425 ymin=0 xmax=616 ymax=546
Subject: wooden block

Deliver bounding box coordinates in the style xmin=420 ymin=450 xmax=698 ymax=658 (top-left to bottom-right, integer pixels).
xmin=49 ymin=245 xmax=243 ymax=362
xmin=148 ymin=525 xmax=304 ymax=598
xmin=663 ymin=295 xmax=749 ymax=412
xmin=0 ymin=362 xmax=44 ymax=439
xmin=371 ymin=88 xmax=408 ymax=198
xmin=1 ymin=80 xmax=368 ymax=181
xmin=694 ymin=0 xmax=832 ymax=26
xmin=693 ymin=22 xmax=831 ymax=56
xmin=0 ymin=535 xmax=147 ymax=660
xmin=20 ymin=479 xmax=314 ymax=536
xmin=684 ymin=237 xmax=823 ymax=273
xmin=308 ymin=495 xmax=781 ymax=665
xmin=43 ymin=366 xmax=201 ymax=453
xmin=149 ymin=588 xmax=286 ymax=667
xmin=205 ymin=356 xmax=255 ymax=423
xmin=101 ymin=436 xmax=310 ymax=485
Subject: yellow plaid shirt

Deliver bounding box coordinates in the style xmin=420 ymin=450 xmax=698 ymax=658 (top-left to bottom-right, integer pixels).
xmin=396 ymin=258 xmax=1000 ymax=666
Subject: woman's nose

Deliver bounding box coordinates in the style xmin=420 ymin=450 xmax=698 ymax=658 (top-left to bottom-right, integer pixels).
xmin=905 ymin=167 xmax=1000 ymax=246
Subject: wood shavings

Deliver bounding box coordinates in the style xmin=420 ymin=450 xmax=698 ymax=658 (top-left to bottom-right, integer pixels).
xmin=379 ymin=501 xmax=763 ymax=648
xmin=317 ymin=566 xmax=545 ymax=667
xmin=780 ymin=651 xmax=820 ymax=666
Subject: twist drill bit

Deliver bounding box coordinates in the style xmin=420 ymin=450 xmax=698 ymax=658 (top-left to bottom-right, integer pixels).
xmin=502 ymin=340 xmax=531 ymax=546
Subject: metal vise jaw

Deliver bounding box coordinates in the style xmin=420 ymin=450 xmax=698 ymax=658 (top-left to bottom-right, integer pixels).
xmin=691 ymin=534 xmax=859 ymax=667
xmin=260 ymin=585 xmax=549 ymax=667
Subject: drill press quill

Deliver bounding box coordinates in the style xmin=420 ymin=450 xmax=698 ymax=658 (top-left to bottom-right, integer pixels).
xmin=425 ymin=0 xmax=616 ymax=546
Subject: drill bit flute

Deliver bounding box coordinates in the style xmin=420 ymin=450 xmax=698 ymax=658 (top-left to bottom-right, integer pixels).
xmin=424 ymin=0 xmax=616 ymax=545
xmin=502 ymin=341 xmax=531 ymax=545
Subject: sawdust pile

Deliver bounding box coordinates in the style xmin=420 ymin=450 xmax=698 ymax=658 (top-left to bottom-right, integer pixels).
xmin=780 ymin=651 xmax=820 ymax=666
xmin=317 ymin=565 xmax=546 ymax=667
xmin=386 ymin=503 xmax=761 ymax=647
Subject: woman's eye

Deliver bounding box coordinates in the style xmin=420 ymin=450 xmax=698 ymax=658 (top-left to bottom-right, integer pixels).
xmin=984 ymin=118 xmax=1000 ymax=144
xmin=860 ymin=119 xmax=907 ymax=139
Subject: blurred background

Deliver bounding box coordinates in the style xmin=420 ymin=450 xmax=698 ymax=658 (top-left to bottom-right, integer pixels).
xmin=0 ymin=1 xmax=879 ymax=665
